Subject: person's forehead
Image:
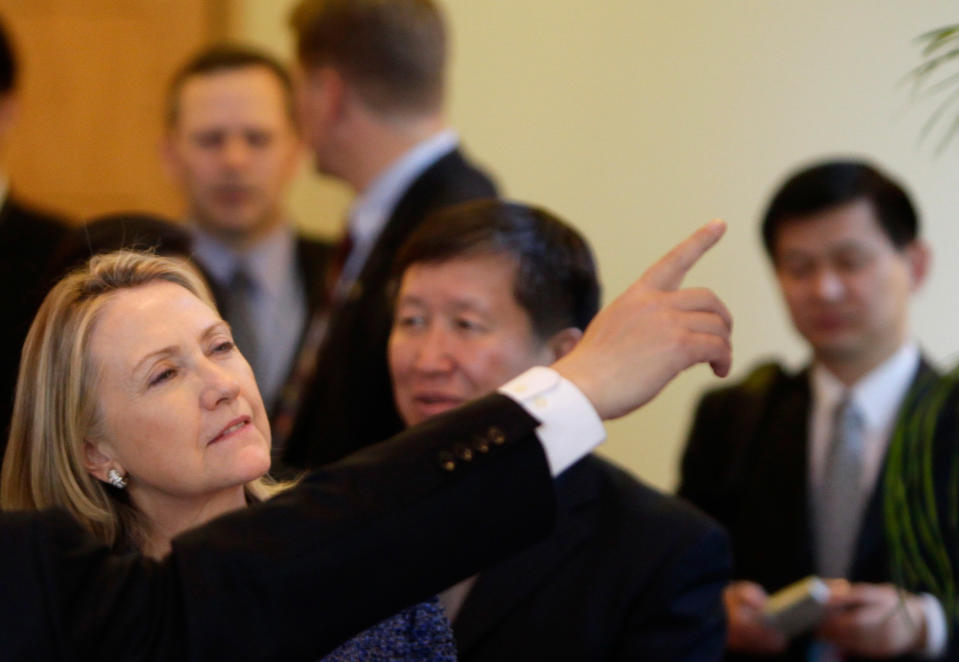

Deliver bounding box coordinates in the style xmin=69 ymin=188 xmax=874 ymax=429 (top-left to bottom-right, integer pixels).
xmin=174 ymin=66 xmax=290 ymax=129
xmin=92 ymin=283 xmax=219 ymax=368
xmin=403 ymin=254 xmax=516 ymax=295
xmin=774 ymin=199 xmax=892 ymax=255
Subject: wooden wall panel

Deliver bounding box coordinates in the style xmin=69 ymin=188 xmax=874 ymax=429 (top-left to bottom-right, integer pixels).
xmin=0 ymin=0 xmax=230 ymax=222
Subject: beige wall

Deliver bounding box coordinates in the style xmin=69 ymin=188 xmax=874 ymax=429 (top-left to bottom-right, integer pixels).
xmin=235 ymin=1 xmax=959 ymax=490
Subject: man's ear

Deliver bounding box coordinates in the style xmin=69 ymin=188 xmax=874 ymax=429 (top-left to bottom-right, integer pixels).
xmin=82 ymin=440 xmax=122 ymax=485
xmin=546 ymin=327 xmax=583 ymax=361
xmin=905 ymin=239 xmax=931 ymax=292
xmin=312 ymin=65 xmax=348 ymax=123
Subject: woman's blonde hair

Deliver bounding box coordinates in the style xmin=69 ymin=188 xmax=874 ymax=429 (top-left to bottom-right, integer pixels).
xmin=0 ymin=250 xmax=284 ymax=548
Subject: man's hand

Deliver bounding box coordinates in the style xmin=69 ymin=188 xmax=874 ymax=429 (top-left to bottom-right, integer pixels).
xmin=724 ymin=581 xmax=788 ymax=654
xmin=818 ymin=582 xmax=927 ymax=657
xmin=553 ymin=220 xmax=732 ymax=420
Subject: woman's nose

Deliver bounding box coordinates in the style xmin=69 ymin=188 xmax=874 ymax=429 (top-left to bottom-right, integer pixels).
xmin=200 ymin=361 xmax=242 ymax=409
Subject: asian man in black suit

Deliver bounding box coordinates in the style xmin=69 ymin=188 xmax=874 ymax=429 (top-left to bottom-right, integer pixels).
xmin=281 ymin=0 xmax=498 ymax=471
xmin=388 ymin=200 xmax=731 ymax=661
xmin=3 ymin=219 xmax=733 ymax=661
xmin=679 ymin=160 xmax=952 ymax=660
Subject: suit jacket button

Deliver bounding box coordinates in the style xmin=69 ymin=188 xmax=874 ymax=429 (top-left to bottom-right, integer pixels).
xmin=488 ymin=426 xmax=506 ymax=445
xmin=437 ymin=451 xmax=456 ymax=472
xmin=454 ymin=443 xmax=473 ymax=462
xmin=471 ymin=436 xmax=490 ymax=454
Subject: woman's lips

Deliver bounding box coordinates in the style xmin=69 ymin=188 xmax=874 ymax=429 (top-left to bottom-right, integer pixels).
xmin=208 ymin=416 xmax=251 ymax=444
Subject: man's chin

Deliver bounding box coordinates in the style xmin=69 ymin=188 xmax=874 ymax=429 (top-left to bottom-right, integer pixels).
xmin=404 ymin=401 xmax=462 ymax=426
xmin=197 ymin=214 xmax=271 ymax=243
xmin=810 ymin=336 xmax=871 ymax=365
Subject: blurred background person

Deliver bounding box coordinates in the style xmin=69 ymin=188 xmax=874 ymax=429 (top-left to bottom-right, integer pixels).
xmin=283 ymin=0 xmax=498 ymax=470
xmin=389 ymin=199 xmax=730 ymax=661
xmin=678 ymin=160 xmax=951 ymax=660
xmin=163 ymin=44 xmax=331 ymax=452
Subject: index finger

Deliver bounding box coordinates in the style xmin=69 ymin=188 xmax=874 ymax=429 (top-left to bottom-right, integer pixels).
xmin=640 ymin=219 xmax=726 ymax=292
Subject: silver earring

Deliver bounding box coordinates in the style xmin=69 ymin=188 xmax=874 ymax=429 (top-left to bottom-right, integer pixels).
xmin=107 ymin=468 xmax=127 ymax=489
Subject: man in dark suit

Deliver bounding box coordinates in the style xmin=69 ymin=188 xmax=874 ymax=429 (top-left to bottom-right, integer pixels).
xmin=388 ymin=200 xmax=730 ymax=661
xmin=0 ymin=15 xmax=68 ymax=459
xmin=3 ymin=219 xmax=734 ymax=661
xmin=679 ymin=160 xmax=950 ymax=659
xmin=162 ymin=45 xmax=331 ymax=443
xmin=281 ymin=0 xmax=498 ymax=470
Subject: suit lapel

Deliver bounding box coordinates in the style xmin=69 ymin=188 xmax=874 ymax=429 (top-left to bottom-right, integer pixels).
xmin=453 ymin=460 xmax=600 ymax=655
xmin=849 ymin=358 xmax=938 ymax=580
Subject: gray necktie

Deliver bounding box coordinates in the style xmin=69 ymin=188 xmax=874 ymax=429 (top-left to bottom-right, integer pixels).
xmin=814 ymin=396 xmax=866 ymax=578
xmin=223 ymin=265 xmax=261 ymax=383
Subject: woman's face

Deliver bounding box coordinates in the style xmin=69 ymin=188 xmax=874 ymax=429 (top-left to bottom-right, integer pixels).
xmin=85 ymin=281 xmax=271 ymax=510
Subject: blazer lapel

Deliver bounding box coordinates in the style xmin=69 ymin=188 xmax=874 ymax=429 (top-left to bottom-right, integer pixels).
xmin=453 ymin=460 xmax=600 ymax=655
xmin=849 ymin=357 xmax=939 ymax=580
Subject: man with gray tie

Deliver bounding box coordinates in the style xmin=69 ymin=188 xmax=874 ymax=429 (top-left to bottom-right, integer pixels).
xmin=162 ymin=45 xmax=330 ymax=437
xmin=678 ymin=160 xmax=952 ymax=659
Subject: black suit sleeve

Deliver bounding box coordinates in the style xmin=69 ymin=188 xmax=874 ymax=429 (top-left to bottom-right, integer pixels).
xmin=677 ymin=387 xmax=739 ymax=524
xmin=1 ymin=394 xmax=556 ymax=662
xmin=612 ymin=523 xmax=731 ymax=661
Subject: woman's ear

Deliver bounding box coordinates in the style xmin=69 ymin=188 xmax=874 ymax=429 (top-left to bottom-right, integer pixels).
xmin=82 ymin=440 xmax=122 ymax=484
xmin=546 ymin=327 xmax=583 ymax=361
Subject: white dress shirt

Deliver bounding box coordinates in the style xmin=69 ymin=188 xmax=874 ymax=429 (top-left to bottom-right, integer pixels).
xmin=809 ymin=341 xmax=920 ymax=501
xmin=808 ymin=341 xmax=946 ymax=657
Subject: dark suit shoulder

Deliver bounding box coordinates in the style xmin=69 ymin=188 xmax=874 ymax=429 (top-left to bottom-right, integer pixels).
xmin=561 ymin=456 xmax=730 ymax=661
xmin=0 ymin=196 xmax=70 ymax=257
xmin=1 ymin=195 xmax=70 ymax=230
xmin=569 ymin=455 xmax=720 ymax=539
xmin=405 ymin=148 xmax=497 ymax=205
xmin=294 ymin=232 xmax=335 ymax=309
xmin=696 ymin=360 xmax=795 ymax=408
xmin=389 ymin=148 xmax=497 ymax=234
xmin=678 ymin=361 xmax=805 ymax=522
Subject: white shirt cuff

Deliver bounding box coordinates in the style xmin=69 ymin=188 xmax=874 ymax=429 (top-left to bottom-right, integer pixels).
xmin=498 ymin=366 xmax=606 ymax=476
xmin=918 ymin=593 xmax=947 ymax=658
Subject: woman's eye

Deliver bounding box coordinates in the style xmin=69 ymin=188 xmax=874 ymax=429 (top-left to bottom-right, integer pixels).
xmin=213 ymin=340 xmax=235 ymax=353
xmin=149 ymin=368 xmax=176 ymax=387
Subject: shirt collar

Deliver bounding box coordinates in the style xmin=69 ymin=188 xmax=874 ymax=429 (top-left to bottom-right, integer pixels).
xmin=810 ymin=340 xmax=921 ymax=432
xmin=191 ymin=224 xmax=298 ymax=301
xmin=348 ymin=129 xmax=459 ymax=246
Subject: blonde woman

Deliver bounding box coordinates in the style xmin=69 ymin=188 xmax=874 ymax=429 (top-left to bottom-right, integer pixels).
xmin=1 ymin=250 xmax=455 ymax=661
